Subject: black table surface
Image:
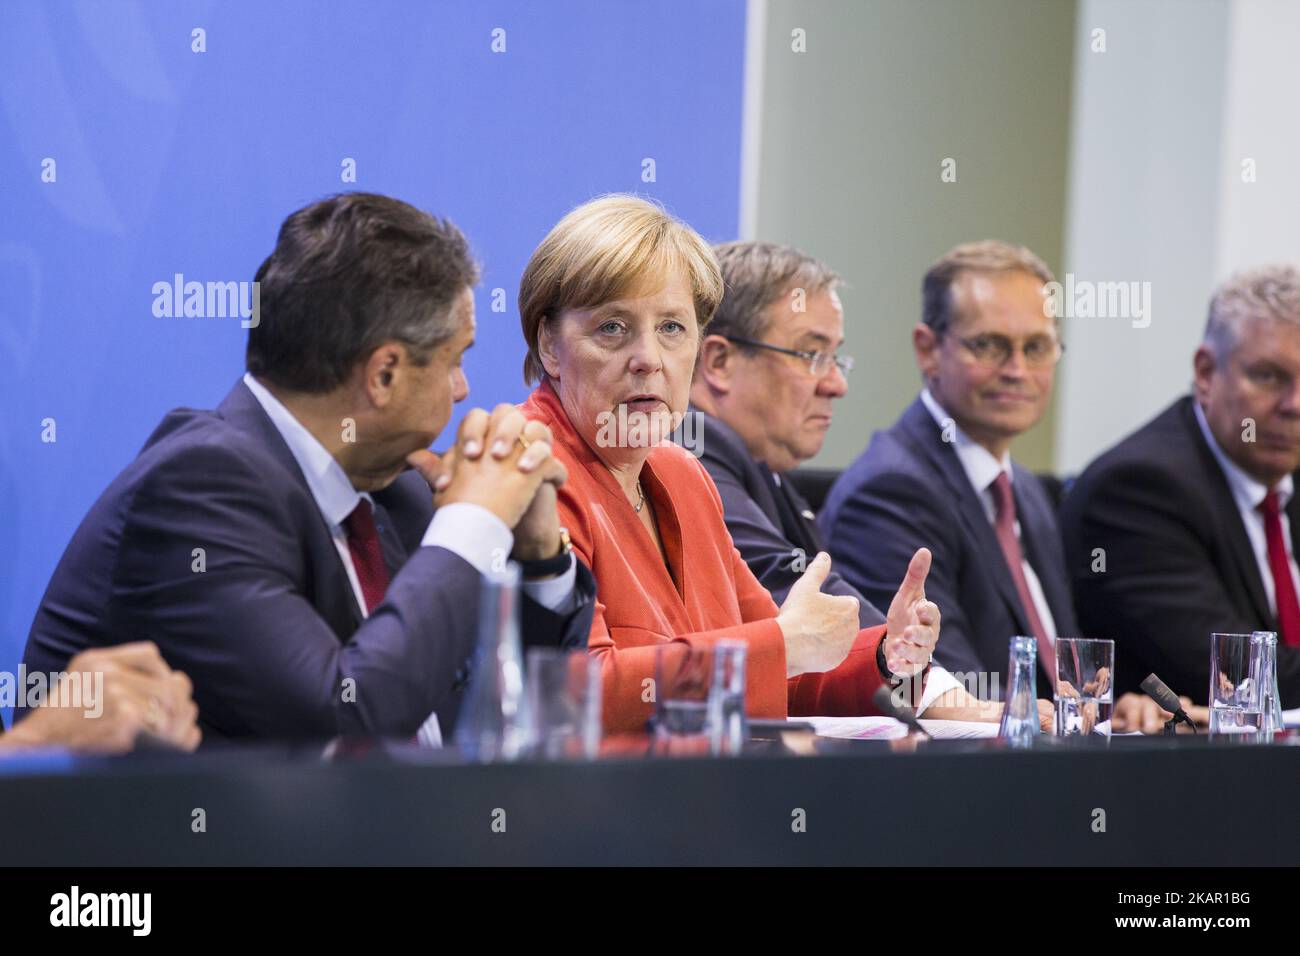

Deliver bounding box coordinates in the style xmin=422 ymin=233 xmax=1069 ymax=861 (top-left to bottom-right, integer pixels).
xmin=1 ymin=733 xmax=1296 ymax=866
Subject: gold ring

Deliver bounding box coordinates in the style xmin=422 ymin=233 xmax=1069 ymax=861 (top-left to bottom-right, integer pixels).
xmin=516 ymin=434 xmax=532 ymax=451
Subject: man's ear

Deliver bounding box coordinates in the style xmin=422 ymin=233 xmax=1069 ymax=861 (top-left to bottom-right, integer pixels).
xmin=913 ymin=322 xmax=940 ymax=383
xmin=363 ymin=343 xmax=403 ymax=408
xmin=695 ymin=334 xmax=734 ymax=394
xmin=1192 ymin=344 xmax=1217 ymax=403
xmin=537 ymin=317 xmax=561 ymax=380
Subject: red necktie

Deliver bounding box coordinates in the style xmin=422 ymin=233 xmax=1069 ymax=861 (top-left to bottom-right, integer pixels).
xmin=344 ymin=499 xmax=390 ymax=615
xmin=1258 ymin=490 xmax=1300 ymax=647
xmin=990 ymin=472 xmax=1055 ymax=687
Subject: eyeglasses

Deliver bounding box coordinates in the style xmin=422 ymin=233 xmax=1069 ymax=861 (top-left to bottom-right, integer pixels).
xmin=725 ymin=336 xmax=855 ymax=378
xmin=952 ymin=333 xmax=1065 ymax=369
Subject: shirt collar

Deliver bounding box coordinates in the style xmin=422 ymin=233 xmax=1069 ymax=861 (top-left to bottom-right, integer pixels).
xmin=920 ymin=387 xmax=1013 ymax=495
xmin=1192 ymin=397 xmax=1293 ymax=512
xmin=243 ymin=372 xmax=366 ymax=528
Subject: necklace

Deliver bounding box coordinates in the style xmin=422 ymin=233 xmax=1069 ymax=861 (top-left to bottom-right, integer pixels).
xmin=633 ymin=482 xmax=646 ymax=513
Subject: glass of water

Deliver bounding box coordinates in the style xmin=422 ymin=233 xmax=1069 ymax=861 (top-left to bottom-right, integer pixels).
xmin=1054 ymin=637 xmax=1115 ymax=739
xmin=524 ymin=648 xmax=601 ymax=759
xmin=652 ymin=641 xmax=748 ymax=756
xmin=708 ymin=640 xmax=748 ymax=755
xmin=1209 ymin=632 xmax=1263 ymax=737
xmin=1252 ymin=631 xmax=1286 ymax=736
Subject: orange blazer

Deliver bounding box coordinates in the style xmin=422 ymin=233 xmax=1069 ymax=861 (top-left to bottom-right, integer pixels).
xmin=521 ymin=381 xmax=889 ymax=733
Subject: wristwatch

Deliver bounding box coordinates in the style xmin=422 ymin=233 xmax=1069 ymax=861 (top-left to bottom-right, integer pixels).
xmin=876 ymin=638 xmax=900 ymax=684
xmin=877 ymin=637 xmax=931 ymax=685
xmin=519 ymin=526 xmax=572 ymax=579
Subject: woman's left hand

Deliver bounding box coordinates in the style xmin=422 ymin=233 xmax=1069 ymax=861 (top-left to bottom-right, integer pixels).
xmin=882 ymin=548 xmax=940 ymax=677
xmin=512 ymin=481 xmax=564 ymax=563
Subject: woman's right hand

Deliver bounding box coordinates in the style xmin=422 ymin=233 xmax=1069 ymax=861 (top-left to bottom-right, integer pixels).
xmin=407 ymin=404 xmax=565 ymax=530
xmin=776 ymin=552 xmax=861 ymax=678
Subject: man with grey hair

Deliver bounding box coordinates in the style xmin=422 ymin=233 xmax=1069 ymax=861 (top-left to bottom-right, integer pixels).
xmin=688 ymin=240 xmax=996 ymax=718
xmin=1062 ymin=265 xmax=1300 ymax=709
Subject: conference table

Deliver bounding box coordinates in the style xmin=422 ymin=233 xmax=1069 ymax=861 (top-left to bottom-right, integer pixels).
xmin=2 ymin=728 xmax=1297 ymax=866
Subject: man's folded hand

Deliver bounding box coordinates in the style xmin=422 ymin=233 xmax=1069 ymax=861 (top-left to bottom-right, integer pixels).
xmin=3 ymin=642 xmax=200 ymax=754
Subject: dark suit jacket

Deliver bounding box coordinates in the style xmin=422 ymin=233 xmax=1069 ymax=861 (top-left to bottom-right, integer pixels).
xmin=1060 ymin=395 xmax=1300 ymax=706
xmin=19 ymin=380 xmax=594 ymax=742
xmin=818 ymin=397 xmax=1079 ymax=691
xmin=688 ymin=407 xmax=886 ymax=628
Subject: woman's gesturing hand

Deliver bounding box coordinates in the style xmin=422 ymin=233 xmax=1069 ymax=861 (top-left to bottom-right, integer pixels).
xmin=776 ymin=552 xmax=861 ymax=678
xmin=882 ymin=548 xmax=940 ymax=678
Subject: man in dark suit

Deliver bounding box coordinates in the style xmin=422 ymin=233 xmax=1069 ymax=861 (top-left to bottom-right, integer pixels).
xmin=20 ymin=193 xmax=593 ymax=743
xmin=1062 ymin=266 xmax=1300 ymax=707
xmin=687 ymin=240 xmax=992 ymax=717
xmin=819 ymin=241 xmax=1077 ymax=701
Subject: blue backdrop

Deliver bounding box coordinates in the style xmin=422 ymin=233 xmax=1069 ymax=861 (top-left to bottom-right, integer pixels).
xmin=0 ymin=0 xmax=747 ymax=725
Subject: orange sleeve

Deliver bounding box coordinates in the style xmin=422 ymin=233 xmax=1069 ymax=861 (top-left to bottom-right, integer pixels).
xmin=727 ymin=538 xmax=889 ymax=717
xmin=559 ymin=493 xmax=787 ymax=734
xmin=699 ymin=462 xmax=892 ymax=718
xmin=573 ymin=538 xmax=787 ymax=734
xmin=787 ymin=624 xmax=890 ymax=717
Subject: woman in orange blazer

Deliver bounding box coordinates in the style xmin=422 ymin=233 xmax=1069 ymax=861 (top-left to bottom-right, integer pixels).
xmin=517 ymin=195 xmax=941 ymax=733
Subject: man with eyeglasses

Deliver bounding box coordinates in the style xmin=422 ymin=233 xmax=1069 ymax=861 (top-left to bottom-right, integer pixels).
xmin=1062 ymin=266 xmax=1300 ymax=710
xmin=819 ymin=240 xmax=1077 ymax=702
xmin=685 ymin=240 xmax=993 ymax=718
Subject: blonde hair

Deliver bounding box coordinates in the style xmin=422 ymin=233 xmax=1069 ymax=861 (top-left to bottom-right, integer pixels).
xmin=922 ymin=240 xmax=1055 ymax=335
xmin=518 ymin=194 xmax=723 ymax=383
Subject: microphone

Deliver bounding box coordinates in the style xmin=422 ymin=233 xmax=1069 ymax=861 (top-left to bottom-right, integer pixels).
xmin=1139 ymin=673 xmax=1198 ymax=734
xmin=872 ymin=686 xmax=931 ymax=739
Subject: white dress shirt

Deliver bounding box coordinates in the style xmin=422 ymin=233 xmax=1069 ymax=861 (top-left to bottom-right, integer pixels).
xmin=1193 ymin=399 xmax=1300 ymax=616
xmin=243 ymin=373 xmax=577 ymax=744
xmin=921 ymin=389 xmax=1060 ymax=651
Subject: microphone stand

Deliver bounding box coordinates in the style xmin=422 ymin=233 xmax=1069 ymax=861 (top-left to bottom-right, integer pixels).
xmin=1162 ymin=713 xmax=1197 ymax=735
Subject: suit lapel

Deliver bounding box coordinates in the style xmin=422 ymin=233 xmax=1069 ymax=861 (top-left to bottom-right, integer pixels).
xmin=692 ymin=403 xmax=825 ymax=566
xmin=898 ymin=399 xmax=1033 ymax=634
xmin=217 ymin=378 xmax=367 ymax=632
xmin=693 ymin=405 xmax=789 ymax=533
xmin=641 ymin=455 xmax=688 ymax=603
xmin=770 ymin=469 xmax=825 ymax=555
xmin=1180 ymin=399 xmax=1272 ymax=625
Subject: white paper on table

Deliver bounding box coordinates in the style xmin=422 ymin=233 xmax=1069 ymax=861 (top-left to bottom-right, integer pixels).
xmin=1094 ymin=720 xmax=1142 ymax=736
xmin=801 ymin=715 xmax=1000 ymax=740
